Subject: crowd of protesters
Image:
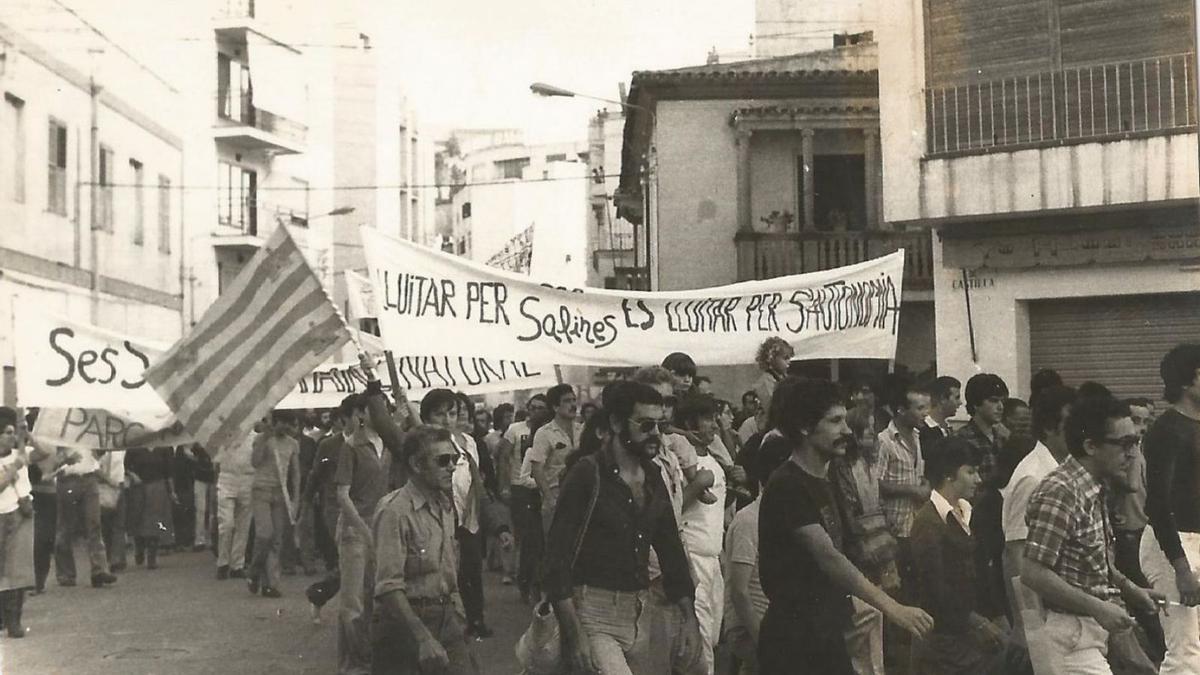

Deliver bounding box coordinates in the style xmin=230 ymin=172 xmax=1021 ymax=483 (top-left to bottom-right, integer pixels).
xmin=1 ymin=340 xmax=1198 ymax=675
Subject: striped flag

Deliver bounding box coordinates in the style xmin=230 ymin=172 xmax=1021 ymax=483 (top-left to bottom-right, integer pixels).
xmin=144 ymin=225 xmax=351 ymax=450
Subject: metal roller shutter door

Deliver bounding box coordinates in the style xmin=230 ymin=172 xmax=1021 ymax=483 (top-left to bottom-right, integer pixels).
xmin=1029 ymin=292 xmax=1200 ymax=402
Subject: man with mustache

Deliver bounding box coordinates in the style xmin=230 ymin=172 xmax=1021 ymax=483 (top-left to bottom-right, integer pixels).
xmin=757 ymin=377 xmax=933 ymax=675
xmin=542 ymin=381 xmax=701 ymax=675
xmin=1021 ymin=395 xmax=1163 ymax=673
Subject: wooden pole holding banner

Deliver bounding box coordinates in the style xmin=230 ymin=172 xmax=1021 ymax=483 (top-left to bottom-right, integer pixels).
xmin=553 ymin=365 xmax=564 ymax=385
xmin=384 ymin=350 xmax=403 ymax=400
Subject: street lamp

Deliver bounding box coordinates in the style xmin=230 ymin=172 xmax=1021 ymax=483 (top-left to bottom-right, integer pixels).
xmin=530 ymin=82 xmax=655 ymax=290
xmin=325 ymin=206 xmax=356 ymax=217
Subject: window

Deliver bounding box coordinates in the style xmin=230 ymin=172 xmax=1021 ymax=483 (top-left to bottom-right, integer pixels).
xmin=129 ymin=159 xmax=144 ymax=245
xmin=545 ymin=153 xmax=567 ymax=163
xmin=461 ymin=202 xmax=471 ymax=219
xmin=217 ymin=53 xmax=252 ymax=122
xmin=4 ymin=94 xmax=24 ymax=203
xmin=217 ymin=161 xmax=257 ymax=235
xmin=810 ymin=154 xmax=866 ymax=232
xmin=97 ymin=145 xmax=114 ymax=230
xmin=494 ymin=157 xmax=530 ymax=180
xmin=157 ymin=175 xmax=171 ymax=253
xmin=47 ymin=119 xmax=67 ymax=215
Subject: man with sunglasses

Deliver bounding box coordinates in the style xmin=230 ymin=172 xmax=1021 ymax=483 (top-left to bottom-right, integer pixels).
xmin=543 ymin=381 xmax=701 ymax=675
xmin=371 ymin=425 xmax=480 ymax=674
xmin=1021 ymin=395 xmax=1164 ymax=673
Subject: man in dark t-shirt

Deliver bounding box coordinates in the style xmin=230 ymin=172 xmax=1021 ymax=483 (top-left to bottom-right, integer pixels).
xmin=1142 ymin=343 xmax=1200 ymax=673
xmin=757 ymin=377 xmax=933 ymax=675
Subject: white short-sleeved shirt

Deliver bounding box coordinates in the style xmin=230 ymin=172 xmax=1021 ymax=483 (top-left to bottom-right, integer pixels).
xmin=681 ymin=453 xmax=726 ymax=558
xmin=503 ymin=422 xmax=536 ymax=489
xmin=1000 ymin=441 xmax=1060 ymax=542
xmin=0 ymin=453 xmax=32 ymax=514
xmin=451 ymin=434 xmax=480 ymax=533
xmin=723 ymin=498 xmax=768 ymax=633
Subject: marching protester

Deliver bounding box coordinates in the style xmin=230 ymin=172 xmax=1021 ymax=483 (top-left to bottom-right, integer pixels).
xmin=0 ymin=408 xmax=33 ymax=638
xmin=97 ymin=449 xmax=127 ymax=572
xmin=53 ymin=442 xmax=116 ymax=588
xmin=676 ymin=395 xmax=728 ymax=675
xmin=497 ymin=394 xmax=549 ymax=604
xmin=1021 ymin=394 xmax=1163 ymax=673
xmin=877 ymin=378 xmax=931 ymax=599
xmin=1141 ymin=344 xmax=1200 ymax=674
xmin=724 ymin=434 xmax=790 ymax=675
xmin=124 ymin=446 xmax=176 ymax=571
xmin=371 ymin=424 xmax=478 ymax=674
xmin=920 ymin=376 xmax=961 ymax=449
xmin=528 ymin=383 xmax=582 ymax=534
xmin=909 ymin=436 xmax=1005 ymax=673
xmin=662 ymin=352 xmax=698 ymax=398
xmin=215 ymin=426 xmax=257 ymax=580
xmin=541 ymin=380 xmax=702 ymax=675
xmin=420 ymin=388 xmax=496 ymax=640
xmin=331 ymin=387 xmax=391 ymax=675
xmin=247 ymin=411 xmax=301 ymax=599
xmin=27 ymin=410 xmax=56 ymax=595
xmin=756 ymin=376 xmax=933 ymax=674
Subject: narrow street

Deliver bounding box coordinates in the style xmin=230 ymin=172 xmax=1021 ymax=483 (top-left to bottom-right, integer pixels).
xmin=2 ymin=547 xmax=529 ymax=674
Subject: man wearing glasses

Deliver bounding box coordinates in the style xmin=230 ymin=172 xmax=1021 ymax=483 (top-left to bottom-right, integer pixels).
xmin=1021 ymin=395 xmax=1164 ymax=673
xmin=371 ymin=424 xmax=480 ymax=675
xmin=542 ymin=381 xmax=701 ymax=675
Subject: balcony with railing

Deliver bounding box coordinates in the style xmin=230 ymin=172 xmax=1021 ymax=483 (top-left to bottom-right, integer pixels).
xmin=214 ymin=90 xmax=306 ymax=154
xmin=926 ymin=53 xmax=1197 ymax=157
xmin=735 ymin=229 xmax=934 ymax=291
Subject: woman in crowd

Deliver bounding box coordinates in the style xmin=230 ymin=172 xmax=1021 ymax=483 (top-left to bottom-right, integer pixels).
xmin=124 ymin=446 xmax=176 ymax=570
xmin=0 ymin=408 xmax=33 ymax=638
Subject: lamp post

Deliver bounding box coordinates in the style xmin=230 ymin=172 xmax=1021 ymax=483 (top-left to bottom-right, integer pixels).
xmin=530 ymin=82 xmax=655 ymax=290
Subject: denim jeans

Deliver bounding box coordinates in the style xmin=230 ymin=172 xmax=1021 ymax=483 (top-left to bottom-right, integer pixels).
xmin=574 ymin=585 xmax=655 ymax=675
xmin=54 ymin=474 xmax=109 ymax=582
xmin=336 ymin=518 xmax=372 ymax=675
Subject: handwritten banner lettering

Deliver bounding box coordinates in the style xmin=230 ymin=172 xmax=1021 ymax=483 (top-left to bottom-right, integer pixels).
xmin=360 ymin=228 xmax=905 ymax=366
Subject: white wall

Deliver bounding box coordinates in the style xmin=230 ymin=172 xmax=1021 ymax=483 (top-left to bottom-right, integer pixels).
xmin=755 ymin=0 xmax=877 ymax=57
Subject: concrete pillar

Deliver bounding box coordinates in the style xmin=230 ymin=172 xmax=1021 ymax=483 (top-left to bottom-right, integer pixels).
xmin=736 ymin=127 xmax=753 ymax=231
xmin=801 ymin=128 xmax=815 ymax=229
xmin=864 ymin=127 xmax=879 ymax=229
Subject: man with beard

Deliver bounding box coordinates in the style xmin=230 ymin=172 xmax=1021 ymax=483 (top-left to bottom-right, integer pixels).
xmin=542 ymin=381 xmax=701 ymax=675
xmin=1021 ymin=395 xmax=1163 ymax=673
xmin=757 ymin=377 xmax=933 ymax=674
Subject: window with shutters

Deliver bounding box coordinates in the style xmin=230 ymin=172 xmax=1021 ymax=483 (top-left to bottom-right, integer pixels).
xmin=47 ymin=119 xmax=67 ymax=215
xmin=130 ymin=159 xmax=144 ymax=245
xmin=157 ymin=175 xmax=171 ymax=253
xmin=924 ymin=0 xmax=1197 ymax=155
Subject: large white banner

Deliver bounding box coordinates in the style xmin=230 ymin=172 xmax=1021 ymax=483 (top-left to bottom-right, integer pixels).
xmin=360 ymin=228 xmax=905 ymax=367
xmin=277 ymin=352 xmax=556 ymax=409
xmin=16 ymin=300 xmax=555 ymax=424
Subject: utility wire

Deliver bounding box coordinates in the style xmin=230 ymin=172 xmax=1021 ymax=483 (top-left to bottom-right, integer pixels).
xmin=41 ymin=0 xmax=178 ymax=92
xmin=81 ymin=172 xmax=626 ymax=192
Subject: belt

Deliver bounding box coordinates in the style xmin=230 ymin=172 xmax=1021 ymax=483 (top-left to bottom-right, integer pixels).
xmin=408 ymin=595 xmax=453 ymax=608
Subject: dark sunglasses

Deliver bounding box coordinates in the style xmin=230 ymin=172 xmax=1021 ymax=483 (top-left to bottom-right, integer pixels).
xmin=632 ymin=418 xmax=660 ymax=433
xmin=433 ymin=453 xmax=458 ymax=468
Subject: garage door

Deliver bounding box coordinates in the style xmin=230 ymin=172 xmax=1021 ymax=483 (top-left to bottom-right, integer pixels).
xmin=1029 ymin=292 xmax=1200 ymax=402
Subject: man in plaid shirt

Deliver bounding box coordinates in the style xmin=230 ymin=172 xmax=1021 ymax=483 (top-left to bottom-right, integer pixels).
xmin=1021 ymin=395 xmax=1164 ymax=673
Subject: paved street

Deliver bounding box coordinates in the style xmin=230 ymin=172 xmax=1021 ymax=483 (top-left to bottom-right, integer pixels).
xmin=2 ymin=547 xmax=529 ymax=674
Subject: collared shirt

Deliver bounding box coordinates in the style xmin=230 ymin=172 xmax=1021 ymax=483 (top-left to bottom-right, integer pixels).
xmin=542 ymin=445 xmax=695 ymax=603
xmin=0 ymin=453 xmax=32 ymax=514
xmin=529 ymin=419 xmax=583 ymax=505
xmin=450 ymin=434 xmax=480 ymax=533
xmin=334 ymin=429 xmax=391 ymax=520
xmin=878 ymin=420 xmax=924 ymax=538
xmin=503 ymin=421 xmax=537 ymax=489
xmin=372 ymin=482 xmax=459 ymax=602
xmin=955 ymin=419 xmax=1002 ymax=488
xmin=1025 ymin=456 xmax=1114 ymax=594
xmin=1001 ymin=441 xmax=1061 ymax=542
xmin=930 ymin=489 xmax=973 ymax=535
xmin=1111 ymin=446 xmax=1148 ymax=532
